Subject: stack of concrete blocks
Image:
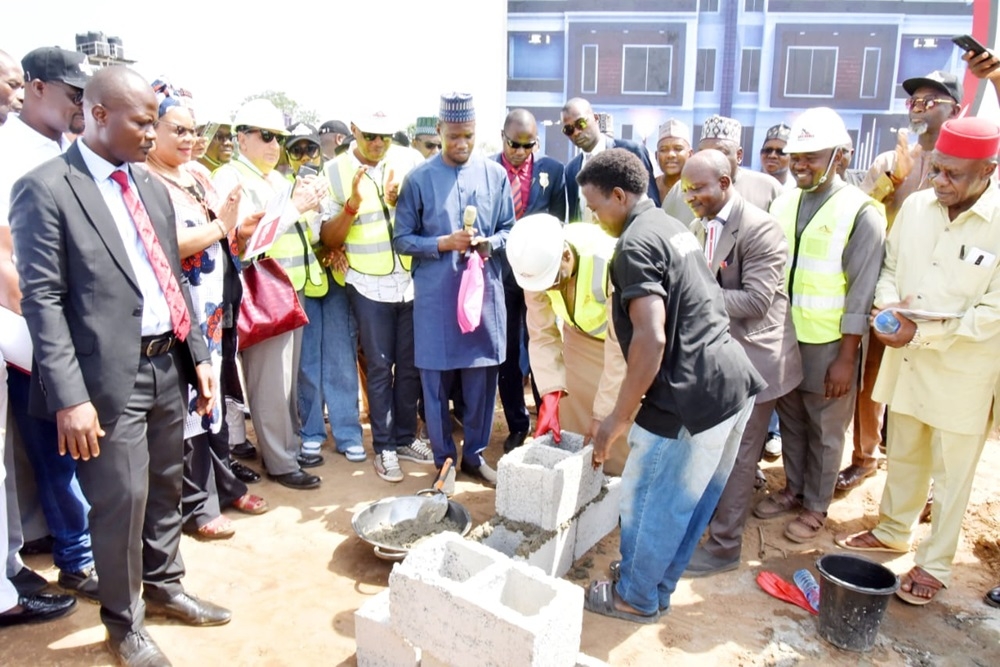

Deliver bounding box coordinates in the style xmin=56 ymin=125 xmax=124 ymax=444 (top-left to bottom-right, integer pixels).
xmin=477 ymin=431 xmax=622 ymax=577
xmin=355 ymin=532 xmax=608 ymax=667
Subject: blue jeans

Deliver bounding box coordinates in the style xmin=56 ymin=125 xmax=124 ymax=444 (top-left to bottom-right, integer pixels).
xmin=616 ymin=400 xmax=753 ymax=615
xmin=7 ymin=369 xmax=94 ymax=573
xmin=768 ymin=409 xmax=781 ymax=437
xmin=347 ymin=286 xmax=420 ymax=453
xmin=297 ymin=283 xmax=362 ymax=452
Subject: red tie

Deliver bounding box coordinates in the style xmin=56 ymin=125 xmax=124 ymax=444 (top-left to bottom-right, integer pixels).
xmin=511 ymin=166 xmax=524 ymax=219
xmin=109 ymin=170 xmax=191 ymax=341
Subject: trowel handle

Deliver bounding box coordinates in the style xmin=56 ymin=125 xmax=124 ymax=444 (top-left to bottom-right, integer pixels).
xmin=434 ymin=458 xmax=454 ymax=491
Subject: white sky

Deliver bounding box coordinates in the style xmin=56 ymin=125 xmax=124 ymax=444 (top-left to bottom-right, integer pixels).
xmin=2 ymin=0 xmax=509 ymax=138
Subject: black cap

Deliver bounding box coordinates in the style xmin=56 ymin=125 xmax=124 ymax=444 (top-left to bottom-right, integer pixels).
xmin=21 ymin=47 xmax=93 ymax=89
xmin=286 ymin=122 xmax=320 ymax=147
xmin=902 ymin=70 xmax=963 ymax=103
xmin=319 ymin=120 xmax=350 ymax=136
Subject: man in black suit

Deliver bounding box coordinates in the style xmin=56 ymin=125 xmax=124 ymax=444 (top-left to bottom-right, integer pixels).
xmin=493 ymin=109 xmax=567 ymax=451
xmin=11 ymin=67 xmax=229 ymax=667
xmin=561 ymin=97 xmax=659 ymax=222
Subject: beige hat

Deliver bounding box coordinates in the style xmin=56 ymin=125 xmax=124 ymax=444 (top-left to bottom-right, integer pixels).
xmin=658 ymin=119 xmax=691 ymax=143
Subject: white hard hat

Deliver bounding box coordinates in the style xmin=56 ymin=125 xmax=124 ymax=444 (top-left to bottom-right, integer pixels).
xmin=506 ymin=214 xmax=565 ymax=292
xmin=233 ymin=98 xmax=288 ymax=134
xmin=352 ymin=111 xmax=398 ymax=136
xmin=784 ymin=107 xmax=851 ymax=153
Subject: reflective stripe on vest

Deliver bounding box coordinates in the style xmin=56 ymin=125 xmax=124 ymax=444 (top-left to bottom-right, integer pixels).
xmin=327 ymin=153 xmax=412 ymax=276
xmin=546 ymin=223 xmax=616 ymax=340
xmin=771 ymin=185 xmax=874 ymax=344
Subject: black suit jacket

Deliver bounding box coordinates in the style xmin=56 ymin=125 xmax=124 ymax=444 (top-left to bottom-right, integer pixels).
xmin=10 ymin=141 xmax=209 ymax=423
xmin=565 ymin=137 xmax=660 ymax=222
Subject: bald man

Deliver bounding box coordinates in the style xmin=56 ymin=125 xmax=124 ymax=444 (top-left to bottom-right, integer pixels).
xmin=11 ymin=67 xmax=228 ymax=666
xmin=0 ymin=50 xmax=23 ymax=125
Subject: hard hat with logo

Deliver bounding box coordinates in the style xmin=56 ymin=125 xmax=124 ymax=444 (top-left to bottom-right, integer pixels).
xmin=784 ymin=107 xmax=851 ymax=154
xmin=506 ymin=214 xmax=566 ymax=292
xmin=233 ymin=98 xmax=288 ymax=134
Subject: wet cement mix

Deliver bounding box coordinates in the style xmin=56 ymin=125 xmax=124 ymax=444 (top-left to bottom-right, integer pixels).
xmin=365 ymin=515 xmax=465 ymax=550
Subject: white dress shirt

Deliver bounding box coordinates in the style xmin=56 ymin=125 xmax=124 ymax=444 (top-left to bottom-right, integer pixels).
xmin=700 ymin=198 xmax=734 ymax=266
xmin=0 ymin=115 xmax=70 ymax=228
xmin=579 ymin=136 xmax=611 ymax=223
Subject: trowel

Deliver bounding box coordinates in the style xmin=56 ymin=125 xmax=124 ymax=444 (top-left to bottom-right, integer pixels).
xmin=415 ymin=457 xmax=453 ymax=523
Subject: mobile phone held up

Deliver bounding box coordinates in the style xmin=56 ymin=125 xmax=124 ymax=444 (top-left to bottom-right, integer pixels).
xmin=952 ymin=34 xmax=988 ymax=57
xmin=296 ymin=165 xmax=318 ymax=179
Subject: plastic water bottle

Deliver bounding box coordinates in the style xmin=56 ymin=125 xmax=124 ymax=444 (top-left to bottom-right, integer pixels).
xmin=873 ymin=310 xmax=901 ymax=335
xmin=794 ymin=569 xmax=821 ymax=612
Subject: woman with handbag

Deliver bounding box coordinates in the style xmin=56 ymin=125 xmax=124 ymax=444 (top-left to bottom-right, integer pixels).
xmin=146 ymin=95 xmax=269 ymax=538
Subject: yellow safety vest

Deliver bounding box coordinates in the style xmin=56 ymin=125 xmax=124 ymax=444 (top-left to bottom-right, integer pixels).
xmin=227 ymin=159 xmax=327 ymax=296
xmin=547 ymin=223 xmax=616 ymax=340
xmin=771 ymin=185 xmax=875 ymax=344
xmin=326 ymin=147 xmax=413 ymax=276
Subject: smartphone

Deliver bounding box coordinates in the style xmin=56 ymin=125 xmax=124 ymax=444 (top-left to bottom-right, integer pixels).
xmin=297 ymin=165 xmax=318 ymax=178
xmin=952 ymin=34 xmax=988 ymax=57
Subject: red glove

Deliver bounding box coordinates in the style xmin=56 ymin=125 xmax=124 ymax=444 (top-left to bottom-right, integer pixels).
xmin=535 ymin=392 xmax=562 ymax=443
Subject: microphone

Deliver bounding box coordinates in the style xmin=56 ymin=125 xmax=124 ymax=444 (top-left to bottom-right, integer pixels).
xmin=463 ymin=205 xmax=477 ymax=232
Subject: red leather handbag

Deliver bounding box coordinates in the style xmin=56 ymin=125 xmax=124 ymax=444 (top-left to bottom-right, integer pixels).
xmin=237 ymin=257 xmax=308 ymax=351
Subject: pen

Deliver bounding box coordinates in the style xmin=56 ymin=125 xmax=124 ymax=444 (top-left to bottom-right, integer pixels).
xmin=961 ymin=245 xmax=966 ymax=260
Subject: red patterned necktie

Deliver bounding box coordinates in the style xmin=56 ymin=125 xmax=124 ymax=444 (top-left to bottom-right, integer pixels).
xmin=510 ymin=165 xmax=524 ymax=219
xmin=109 ymin=170 xmax=191 ymax=341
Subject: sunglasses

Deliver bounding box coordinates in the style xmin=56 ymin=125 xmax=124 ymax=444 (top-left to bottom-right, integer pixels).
xmin=51 ymin=80 xmax=83 ymax=105
xmin=905 ymin=97 xmax=955 ymax=112
xmin=156 ymin=119 xmax=197 ymax=139
xmin=421 ymin=140 xmax=442 ymax=150
xmin=214 ymin=132 xmax=234 ymax=143
xmin=504 ymin=136 xmax=537 ymax=150
xmin=361 ymin=132 xmax=392 ymax=142
xmin=760 ymin=147 xmax=785 ymax=157
xmin=244 ymin=128 xmax=286 ymax=145
xmin=562 ymin=117 xmax=588 ymax=137
xmin=287 ymin=143 xmax=321 ymax=160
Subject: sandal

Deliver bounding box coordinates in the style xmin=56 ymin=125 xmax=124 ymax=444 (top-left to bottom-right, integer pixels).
xmin=784 ymin=510 xmax=826 ymax=543
xmin=834 ymin=530 xmax=907 ymax=554
xmin=584 ymin=580 xmax=660 ymax=624
xmin=609 ymin=560 xmax=621 ymax=582
xmin=196 ymin=516 xmax=235 ymax=540
xmin=896 ymin=566 xmax=944 ymax=606
xmin=231 ymin=494 xmax=269 ymax=515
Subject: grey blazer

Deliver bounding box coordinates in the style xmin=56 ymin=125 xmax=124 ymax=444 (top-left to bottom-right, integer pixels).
xmin=691 ymin=193 xmax=802 ymax=402
xmin=10 ymin=141 xmax=209 ymax=423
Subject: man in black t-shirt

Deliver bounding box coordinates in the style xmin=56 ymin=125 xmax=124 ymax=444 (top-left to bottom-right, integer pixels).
xmin=579 ymin=149 xmax=763 ymax=623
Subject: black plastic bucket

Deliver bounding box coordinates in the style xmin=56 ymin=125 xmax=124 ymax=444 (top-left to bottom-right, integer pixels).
xmin=814 ymin=554 xmax=899 ymax=652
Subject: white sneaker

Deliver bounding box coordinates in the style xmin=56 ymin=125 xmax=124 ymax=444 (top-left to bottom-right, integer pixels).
xmin=373 ymin=450 xmax=404 ymax=482
xmin=763 ymin=434 xmax=782 ymax=461
xmin=397 ymin=439 xmax=435 ymax=465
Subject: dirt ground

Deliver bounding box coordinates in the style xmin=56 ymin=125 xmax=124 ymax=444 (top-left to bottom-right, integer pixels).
xmin=4 ymin=405 xmax=1000 ymax=667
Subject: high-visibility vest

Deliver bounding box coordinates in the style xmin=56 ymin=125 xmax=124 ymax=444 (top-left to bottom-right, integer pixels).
xmin=326 ymin=147 xmax=413 ymax=276
xmin=227 ymin=159 xmax=327 ymax=296
xmin=771 ymin=185 xmax=875 ymax=344
xmin=547 ymin=223 xmax=616 ymax=340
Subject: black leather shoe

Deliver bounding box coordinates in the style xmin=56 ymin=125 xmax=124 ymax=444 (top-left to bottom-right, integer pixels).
xmin=985 ymin=585 xmax=1000 ymax=609
xmin=231 ymin=441 xmax=257 ymax=460
xmin=297 ymin=452 xmax=324 ymax=468
xmin=230 ymin=460 xmax=261 ymax=483
xmin=21 ymin=535 xmax=55 ymax=555
xmin=503 ymin=430 xmax=528 ymax=454
xmin=58 ymin=566 xmax=100 ymax=602
xmin=106 ymin=629 xmax=172 ymax=667
xmin=0 ymin=593 xmax=76 ymax=626
xmin=268 ymin=469 xmax=321 ymax=490
xmin=10 ymin=567 xmax=48 ymax=596
xmin=835 ymin=463 xmax=877 ymax=491
xmin=143 ymin=592 xmax=231 ymax=626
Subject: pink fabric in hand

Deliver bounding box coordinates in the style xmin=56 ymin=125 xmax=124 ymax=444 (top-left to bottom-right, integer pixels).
xmin=457 ymin=252 xmax=485 ymax=334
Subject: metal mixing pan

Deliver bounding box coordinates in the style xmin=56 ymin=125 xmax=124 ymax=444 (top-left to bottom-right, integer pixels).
xmin=352 ymin=495 xmax=472 ymax=561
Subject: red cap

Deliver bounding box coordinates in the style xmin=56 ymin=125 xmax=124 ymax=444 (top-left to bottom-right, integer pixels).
xmin=935 ymin=117 xmax=1000 ymax=160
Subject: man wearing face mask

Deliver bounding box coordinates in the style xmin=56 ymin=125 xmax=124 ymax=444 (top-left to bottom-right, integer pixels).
xmin=753 ymin=107 xmax=885 ymax=545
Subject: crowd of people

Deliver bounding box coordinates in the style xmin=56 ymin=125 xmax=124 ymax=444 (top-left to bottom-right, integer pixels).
xmin=0 ymin=38 xmax=999 ymax=665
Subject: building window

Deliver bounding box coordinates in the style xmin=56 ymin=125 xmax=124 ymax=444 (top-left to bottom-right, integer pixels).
xmin=696 ymin=49 xmax=716 ymax=92
xmin=622 ymin=45 xmax=672 ymax=95
xmin=785 ymin=46 xmax=838 ymax=97
xmin=744 ymin=0 xmax=765 ymax=11
xmin=700 ymin=0 xmax=720 ymax=11
xmin=508 ymin=32 xmax=565 ymax=80
xmin=860 ymin=47 xmax=880 ymax=99
xmin=582 ymin=44 xmax=598 ymax=94
xmin=739 ymin=48 xmax=761 ymax=93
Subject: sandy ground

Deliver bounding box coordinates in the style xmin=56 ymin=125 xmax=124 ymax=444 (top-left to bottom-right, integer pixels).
xmin=4 ymin=405 xmax=1000 ymax=667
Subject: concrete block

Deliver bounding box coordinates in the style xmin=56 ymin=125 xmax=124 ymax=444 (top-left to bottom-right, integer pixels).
xmin=575 ymin=653 xmax=611 ymax=667
xmin=354 ymin=590 xmax=420 ymax=667
xmin=496 ymin=434 xmax=604 ymax=530
xmin=480 ymin=520 xmax=578 ymax=578
xmin=390 ymin=534 xmax=583 ymax=667
xmin=573 ymin=476 xmax=623 ymax=561
xmin=420 ymin=652 xmax=450 ymax=667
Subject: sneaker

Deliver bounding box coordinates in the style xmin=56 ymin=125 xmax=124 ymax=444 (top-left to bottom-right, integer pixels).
xmin=374 ymin=450 xmax=404 ymax=483
xmin=762 ymin=434 xmax=782 ymax=461
xmin=397 ymin=439 xmax=435 ymax=465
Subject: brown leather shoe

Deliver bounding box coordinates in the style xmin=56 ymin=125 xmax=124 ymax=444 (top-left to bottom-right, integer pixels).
xmin=835 ymin=463 xmax=877 ymax=491
xmin=784 ymin=509 xmax=826 ymax=543
xmin=143 ymin=593 xmax=231 ymax=626
xmin=753 ymin=488 xmax=801 ymax=520
xmin=106 ymin=629 xmax=172 ymax=667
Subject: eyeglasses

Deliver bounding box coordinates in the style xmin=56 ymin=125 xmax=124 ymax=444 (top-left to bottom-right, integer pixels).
xmin=504 ymin=136 xmax=537 ymax=150
xmin=361 ymin=132 xmax=392 ymax=142
xmin=421 ymin=140 xmax=441 ymax=150
xmin=50 ymin=80 xmax=83 ymax=105
xmin=156 ymin=119 xmax=197 ymax=138
xmin=562 ymin=117 xmax=588 ymax=137
xmin=760 ymin=147 xmax=785 ymax=157
xmin=287 ymin=143 xmax=321 ymax=160
xmin=905 ymin=97 xmax=956 ymax=112
xmin=214 ymin=132 xmax=233 ymax=143
xmin=244 ymin=128 xmax=286 ymax=145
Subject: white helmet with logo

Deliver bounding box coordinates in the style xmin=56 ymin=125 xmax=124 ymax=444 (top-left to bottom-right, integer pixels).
xmin=506 ymin=214 xmax=566 ymax=292
xmin=233 ymin=98 xmax=288 ymax=134
xmin=785 ymin=107 xmax=851 ymax=153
